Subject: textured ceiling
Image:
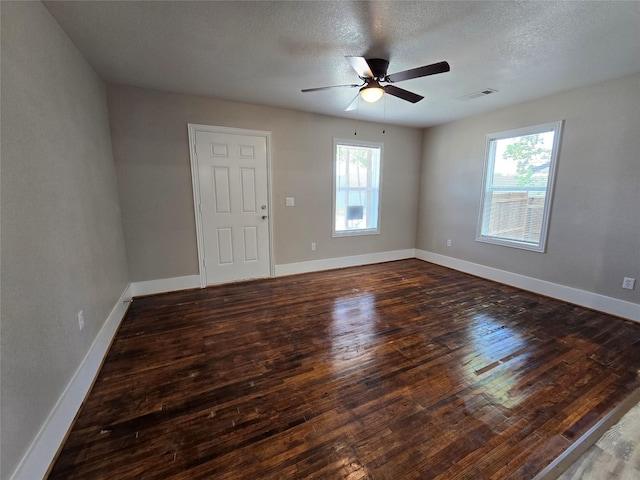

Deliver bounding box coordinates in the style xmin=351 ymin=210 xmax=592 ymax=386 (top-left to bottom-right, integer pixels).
xmin=44 ymin=1 xmax=640 ymax=127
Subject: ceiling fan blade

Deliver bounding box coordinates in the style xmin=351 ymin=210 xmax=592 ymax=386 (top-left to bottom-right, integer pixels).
xmin=346 ymin=56 xmax=374 ymax=79
xmin=383 ymin=85 xmax=424 ymax=103
xmin=344 ymin=93 xmax=360 ymax=111
xmin=301 ymin=84 xmax=360 ymax=93
xmin=387 ymin=61 xmax=450 ymax=83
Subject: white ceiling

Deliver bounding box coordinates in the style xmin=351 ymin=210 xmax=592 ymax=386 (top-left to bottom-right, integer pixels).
xmin=44 ymin=1 xmax=640 ymax=128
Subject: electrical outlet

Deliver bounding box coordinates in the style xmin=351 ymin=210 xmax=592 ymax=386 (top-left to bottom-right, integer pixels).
xmin=622 ymin=277 xmax=636 ymax=290
xmin=78 ymin=310 xmax=85 ymax=330
xmin=311 ymin=242 xmax=316 ymax=251
xmin=447 ymin=239 xmax=452 ymax=247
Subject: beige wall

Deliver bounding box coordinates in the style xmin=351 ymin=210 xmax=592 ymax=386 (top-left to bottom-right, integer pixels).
xmin=0 ymin=3 xmax=129 ymax=478
xmin=107 ymin=85 xmax=423 ymax=281
xmin=416 ymin=73 xmax=640 ymax=303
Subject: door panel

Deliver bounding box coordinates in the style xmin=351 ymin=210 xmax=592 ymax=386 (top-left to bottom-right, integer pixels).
xmin=216 ymin=228 xmax=234 ymax=264
xmin=195 ymin=130 xmax=270 ymax=285
xmin=213 ymin=167 xmax=231 ymax=213
xmin=243 ymin=226 xmax=258 ymax=261
xmin=240 ymin=168 xmax=256 ymax=212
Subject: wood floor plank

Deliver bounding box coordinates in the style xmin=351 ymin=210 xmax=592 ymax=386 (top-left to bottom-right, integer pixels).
xmin=48 ymin=259 xmax=640 ymax=479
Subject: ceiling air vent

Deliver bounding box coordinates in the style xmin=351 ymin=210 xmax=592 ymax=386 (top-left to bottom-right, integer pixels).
xmin=458 ymin=88 xmax=498 ymax=101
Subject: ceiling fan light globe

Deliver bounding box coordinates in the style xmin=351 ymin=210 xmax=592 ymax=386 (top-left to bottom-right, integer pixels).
xmin=360 ymin=86 xmax=384 ymax=103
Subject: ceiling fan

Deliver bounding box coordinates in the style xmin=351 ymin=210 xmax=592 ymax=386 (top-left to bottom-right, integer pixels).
xmin=302 ymin=56 xmax=450 ymax=108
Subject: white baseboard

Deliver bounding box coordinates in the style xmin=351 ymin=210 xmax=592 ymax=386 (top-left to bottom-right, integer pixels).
xmin=415 ymin=250 xmax=640 ymax=322
xmin=275 ymin=249 xmax=416 ymax=277
xmin=130 ymin=275 xmax=201 ymax=297
xmin=10 ymin=284 xmax=133 ymax=480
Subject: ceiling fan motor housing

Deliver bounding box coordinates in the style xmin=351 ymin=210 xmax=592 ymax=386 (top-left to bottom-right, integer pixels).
xmin=366 ymin=58 xmax=390 ymax=80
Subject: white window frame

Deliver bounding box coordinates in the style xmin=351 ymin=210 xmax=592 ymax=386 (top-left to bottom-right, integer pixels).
xmin=332 ymin=138 xmax=383 ymax=237
xmin=476 ymin=120 xmax=563 ymax=252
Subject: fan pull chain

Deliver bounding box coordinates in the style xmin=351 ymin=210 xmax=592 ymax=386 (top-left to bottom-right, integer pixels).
xmin=354 ymin=96 xmax=360 ymax=135
xmin=382 ymin=95 xmax=387 ymax=134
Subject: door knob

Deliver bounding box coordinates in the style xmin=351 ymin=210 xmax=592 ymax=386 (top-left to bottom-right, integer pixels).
xmin=262 ymin=215 xmax=268 ymax=220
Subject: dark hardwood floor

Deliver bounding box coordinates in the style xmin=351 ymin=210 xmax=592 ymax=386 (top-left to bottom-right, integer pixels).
xmin=48 ymin=259 xmax=640 ymax=479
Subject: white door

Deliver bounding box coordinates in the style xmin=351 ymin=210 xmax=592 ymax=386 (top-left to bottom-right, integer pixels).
xmin=192 ymin=127 xmax=271 ymax=285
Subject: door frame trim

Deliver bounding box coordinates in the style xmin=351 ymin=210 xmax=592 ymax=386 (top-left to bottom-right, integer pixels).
xmin=187 ymin=124 xmax=274 ymax=288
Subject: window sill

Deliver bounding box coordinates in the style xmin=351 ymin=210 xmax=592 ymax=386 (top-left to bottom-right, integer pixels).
xmin=476 ymin=235 xmax=546 ymax=253
xmin=333 ymin=229 xmax=380 ymax=238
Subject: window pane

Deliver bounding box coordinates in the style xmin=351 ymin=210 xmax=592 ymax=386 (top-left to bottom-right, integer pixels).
xmin=334 ymin=141 xmax=382 ymax=236
xmin=477 ymin=122 xmax=562 ymax=252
